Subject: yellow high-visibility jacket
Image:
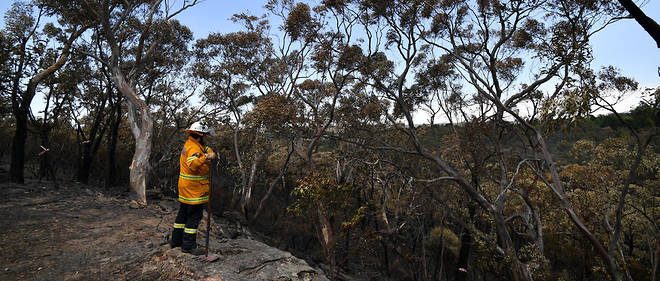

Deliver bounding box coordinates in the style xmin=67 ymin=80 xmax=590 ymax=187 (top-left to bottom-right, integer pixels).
xmin=178 ymin=137 xmax=214 ymax=205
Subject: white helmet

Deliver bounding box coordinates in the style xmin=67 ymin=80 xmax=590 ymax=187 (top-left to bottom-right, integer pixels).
xmin=186 ymin=121 xmax=215 ymax=136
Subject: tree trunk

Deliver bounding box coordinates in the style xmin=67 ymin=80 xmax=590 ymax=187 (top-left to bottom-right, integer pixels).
xmin=10 ymin=112 xmax=28 ymax=183
xmin=38 ymin=93 xmax=52 ymax=183
xmin=229 ymin=120 xmax=244 ymax=209
xmin=493 ymin=212 xmax=533 ymax=281
xmin=535 ymin=131 xmax=623 ymax=281
xmin=9 ymin=80 xmax=35 ymax=185
xmin=113 ymin=68 xmax=151 ymax=205
xmin=77 ymin=141 xmax=93 ymax=183
xmin=240 ymin=155 xmax=258 ymax=217
xmin=653 ymin=241 xmax=658 ymax=281
xmin=318 ymin=202 xmax=336 ymax=267
xmin=617 ymin=0 xmax=660 ymax=47
xmin=381 ymin=238 xmax=390 ymax=277
xmin=76 ymin=102 xmax=108 ymax=184
xmin=527 ymin=196 xmax=544 ymax=253
xmin=126 ymin=101 xmax=152 ymax=205
xmin=510 ymin=259 xmax=533 ymax=281
xmin=105 ymin=98 xmax=121 ymax=189
xmin=38 ymin=132 xmax=48 ymax=180
xmin=455 ymin=229 xmax=473 ymax=281
xmin=9 ymin=24 xmax=89 ymax=184
xmin=251 ymin=142 xmax=294 ymax=223
xmin=433 ymin=232 xmax=446 ymax=281
xmin=38 ymin=131 xmax=58 ymax=189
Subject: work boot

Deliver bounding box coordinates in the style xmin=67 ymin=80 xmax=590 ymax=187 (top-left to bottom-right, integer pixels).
xmin=182 ymin=232 xmax=198 ymax=251
xmin=170 ymin=227 xmax=184 ymax=248
xmin=181 ymin=247 xmax=206 ymax=256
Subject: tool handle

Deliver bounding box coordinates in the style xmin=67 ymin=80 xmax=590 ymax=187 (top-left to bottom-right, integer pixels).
xmin=205 ymin=159 xmax=213 ymax=256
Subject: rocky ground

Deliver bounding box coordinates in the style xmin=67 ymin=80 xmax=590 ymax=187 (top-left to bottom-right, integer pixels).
xmin=0 ymin=180 xmax=328 ymax=281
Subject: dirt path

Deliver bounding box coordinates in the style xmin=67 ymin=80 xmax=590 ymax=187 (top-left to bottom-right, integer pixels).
xmin=0 ymin=182 xmax=172 ymax=281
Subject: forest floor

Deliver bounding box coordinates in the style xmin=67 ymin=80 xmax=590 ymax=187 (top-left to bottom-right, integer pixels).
xmin=0 ymin=174 xmax=328 ymax=281
xmin=0 ymin=179 xmax=174 ymax=280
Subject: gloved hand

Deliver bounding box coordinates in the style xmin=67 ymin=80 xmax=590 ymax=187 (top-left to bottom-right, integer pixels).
xmin=205 ymin=149 xmax=216 ymax=160
xmin=206 ymin=151 xmax=216 ymax=160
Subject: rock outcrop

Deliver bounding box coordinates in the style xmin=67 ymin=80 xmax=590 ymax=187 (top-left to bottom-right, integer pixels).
xmin=142 ymin=238 xmax=329 ymax=281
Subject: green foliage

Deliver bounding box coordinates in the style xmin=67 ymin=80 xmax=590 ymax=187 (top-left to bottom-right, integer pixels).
xmin=341 ymin=205 xmax=368 ymax=230
xmin=245 ymin=93 xmax=302 ymax=135
xmin=423 ymin=226 xmax=460 ymax=256
xmin=289 ymin=169 xmax=354 ymax=216
xmin=3 ymin=2 xmax=36 ymax=40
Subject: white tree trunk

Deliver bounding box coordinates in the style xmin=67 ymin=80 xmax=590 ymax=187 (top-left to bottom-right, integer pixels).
xmin=318 ymin=202 xmax=335 ymax=266
xmin=114 ymin=69 xmax=152 ymax=205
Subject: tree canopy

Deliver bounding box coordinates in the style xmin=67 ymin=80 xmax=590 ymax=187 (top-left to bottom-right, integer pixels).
xmin=0 ymin=1 xmax=657 ymax=280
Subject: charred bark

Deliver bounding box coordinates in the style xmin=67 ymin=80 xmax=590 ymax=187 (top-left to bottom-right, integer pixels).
xmin=455 ymin=205 xmax=476 ymax=281
xmin=9 ymin=22 xmax=91 ymax=183
xmin=75 ymin=91 xmax=108 ymax=184
xmin=617 ymin=0 xmax=660 ymax=47
xmin=10 ymin=113 xmax=28 ymax=183
xmin=105 ymin=93 xmax=122 ymax=189
xmin=251 ymin=141 xmax=294 ymax=223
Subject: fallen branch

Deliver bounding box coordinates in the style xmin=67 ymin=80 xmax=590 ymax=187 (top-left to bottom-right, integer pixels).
xmin=237 ymin=257 xmax=287 ymax=274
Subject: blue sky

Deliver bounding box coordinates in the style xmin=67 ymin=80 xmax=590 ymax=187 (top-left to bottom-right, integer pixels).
xmin=175 ymin=1 xmax=660 ymax=88
xmin=588 ymin=2 xmax=660 ymax=89
xmin=1 ymin=0 xmax=658 ymax=103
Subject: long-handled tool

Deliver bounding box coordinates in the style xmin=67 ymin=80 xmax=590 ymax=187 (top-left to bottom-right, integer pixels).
xmin=199 ymin=158 xmax=220 ymax=262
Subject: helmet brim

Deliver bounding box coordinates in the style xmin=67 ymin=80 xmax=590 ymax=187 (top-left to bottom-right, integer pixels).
xmin=185 ymin=129 xmax=215 ymax=137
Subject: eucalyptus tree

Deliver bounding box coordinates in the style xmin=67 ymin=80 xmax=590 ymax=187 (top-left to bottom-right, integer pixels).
xmin=147 ymin=70 xmax=205 ymax=194
xmin=30 ymin=53 xmax=84 ymax=187
xmin=0 ymin=32 xmax=11 ymax=124
xmin=193 ymin=16 xmax=273 ymax=217
xmin=293 ymin=0 xmax=635 ymax=280
xmin=320 ymin=2 xmax=512 ymax=278
xmin=0 ymin=31 xmax=14 ymax=162
xmin=81 ymin=0 xmax=198 ymax=204
xmin=364 ymin=0 xmax=633 ymax=280
xmin=553 ymin=68 xmax=657 ymax=281
xmin=3 ymin=0 xmax=94 ymax=183
xmin=270 ymin=0 xmax=381 ymax=268
xmin=125 ymin=18 xmax=199 ymax=193
xmin=193 ymin=5 xmax=314 ymax=220
xmin=67 ymin=56 xmax=111 ymax=184
xmin=242 ymin=2 xmax=321 ymax=223
xmin=101 ymin=64 xmax=122 ymax=189
xmin=415 ymin=0 xmax=640 ymax=279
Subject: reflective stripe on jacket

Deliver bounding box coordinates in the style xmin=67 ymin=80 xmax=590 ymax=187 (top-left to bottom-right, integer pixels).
xmin=178 ymin=137 xmax=214 ymax=205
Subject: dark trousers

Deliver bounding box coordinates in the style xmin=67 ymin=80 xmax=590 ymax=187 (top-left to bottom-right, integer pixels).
xmin=170 ymin=202 xmax=205 ymax=250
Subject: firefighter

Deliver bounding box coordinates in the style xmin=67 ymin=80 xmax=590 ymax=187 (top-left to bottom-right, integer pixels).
xmin=170 ymin=121 xmax=216 ymax=255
